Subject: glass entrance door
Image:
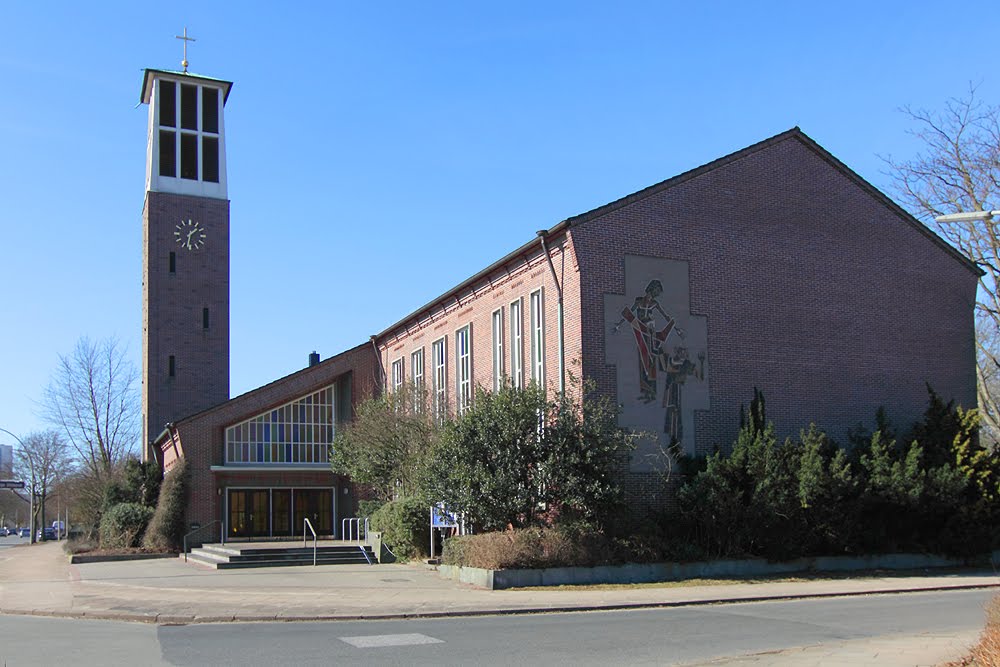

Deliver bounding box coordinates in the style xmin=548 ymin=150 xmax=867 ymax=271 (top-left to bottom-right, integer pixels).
xmin=294 ymin=489 xmax=333 ymax=536
xmin=228 ymin=490 xmax=269 ymax=538
xmin=272 ymin=489 xmax=292 ymax=537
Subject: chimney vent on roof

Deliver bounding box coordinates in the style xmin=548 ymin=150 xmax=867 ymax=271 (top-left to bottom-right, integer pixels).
xmin=309 ymin=351 xmax=320 ymax=367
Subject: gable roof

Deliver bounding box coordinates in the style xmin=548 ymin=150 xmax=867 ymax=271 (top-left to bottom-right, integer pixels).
xmin=376 ymin=128 xmax=981 ymax=340
xmin=151 ymin=341 xmax=372 ymax=445
xmin=562 ymin=127 xmax=981 ymax=276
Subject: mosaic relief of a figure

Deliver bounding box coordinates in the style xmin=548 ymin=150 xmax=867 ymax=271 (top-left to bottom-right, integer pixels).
xmin=612 ymin=279 xmax=686 ymax=404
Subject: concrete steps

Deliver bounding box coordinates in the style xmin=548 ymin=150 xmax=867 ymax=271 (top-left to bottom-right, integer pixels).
xmin=184 ymin=543 xmax=376 ymax=569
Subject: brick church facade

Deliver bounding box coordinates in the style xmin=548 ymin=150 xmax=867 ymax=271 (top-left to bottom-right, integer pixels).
xmin=142 ymin=66 xmax=978 ymax=540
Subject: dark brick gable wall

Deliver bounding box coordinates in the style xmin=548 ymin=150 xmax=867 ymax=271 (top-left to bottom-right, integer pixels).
xmin=573 ymin=135 xmax=977 ymax=457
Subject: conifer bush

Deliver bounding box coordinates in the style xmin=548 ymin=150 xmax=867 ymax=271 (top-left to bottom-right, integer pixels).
xmin=143 ymin=459 xmax=189 ymax=551
xmin=99 ymin=502 xmax=155 ymax=549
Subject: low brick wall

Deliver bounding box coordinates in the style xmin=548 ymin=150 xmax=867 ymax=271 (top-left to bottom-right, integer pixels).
xmin=439 ymin=552 xmax=1000 ymax=590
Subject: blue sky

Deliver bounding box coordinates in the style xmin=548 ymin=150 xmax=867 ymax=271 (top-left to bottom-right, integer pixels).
xmin=1 ymin=1 xmax=997 ymax=446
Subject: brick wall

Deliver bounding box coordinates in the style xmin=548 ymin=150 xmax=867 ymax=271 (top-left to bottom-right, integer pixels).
xmin=143 ymin=191 xmax=231 ymax=457
xmin=572 ymin=132 xmax=978 ymax=472
xmin=158 ymin=342 xmax=379 ymax=532
xmin=376 ymin=230 xmax=583 ymax=414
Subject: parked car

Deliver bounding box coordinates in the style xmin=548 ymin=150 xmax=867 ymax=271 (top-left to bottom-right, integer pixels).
xmin=0 ymin=527 xmax=9 ymax=536
xmin=17 ymin=527 xmax=30 ymax=538
xmin=36 ymin=527 xmax=56 ymax=541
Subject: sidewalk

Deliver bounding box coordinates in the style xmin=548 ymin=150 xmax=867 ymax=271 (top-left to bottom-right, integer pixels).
xmin=1 ymin=540 xmax=996 ymax=664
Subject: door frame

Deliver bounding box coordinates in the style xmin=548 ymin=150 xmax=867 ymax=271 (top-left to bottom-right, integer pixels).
xmin=223 ymin=485 xmax=338 ymax=540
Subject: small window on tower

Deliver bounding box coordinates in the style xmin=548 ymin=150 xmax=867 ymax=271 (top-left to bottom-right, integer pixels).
xmin=180 ymin=133 xmax=198 ymax=180
xmin=202 ymin=87 xmax=219 ymax=134
xmin=159 ymin=81 xmax=176 ymax=128
xmin=168 ymin=355 xmax=176 ymax=378
xmin=202 ymin=137 xmax=219 ymax=183
xmin=159 ymin=131 xmax=176 ymax=177
xmin=181 ymin=84 xmax=198 ymax=130
xmin=169 ymin=251 xmax=176 ymax=274
xmin=203 ymin=307 xmax=210 ymax=330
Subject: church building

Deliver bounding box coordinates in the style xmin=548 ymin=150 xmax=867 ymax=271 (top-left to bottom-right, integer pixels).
xmin=142 ymin=63 xmax=979 ymax=540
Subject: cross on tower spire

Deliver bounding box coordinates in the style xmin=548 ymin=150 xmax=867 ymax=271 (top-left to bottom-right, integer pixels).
xmin=175 ymin=27 xmax=196 ymax=72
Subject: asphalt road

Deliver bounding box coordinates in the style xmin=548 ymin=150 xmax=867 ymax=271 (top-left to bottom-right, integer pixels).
xmin=0 ymin=533 xmax=30 ymax=548
xmin=0 ymin=589 xmax=992 ymax=666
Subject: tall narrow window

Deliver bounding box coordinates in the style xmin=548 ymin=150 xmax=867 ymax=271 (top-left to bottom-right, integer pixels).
xmin=510 ymin=298 xmax=524 ymax=389
xmin=180 ymin=84 xmax=198 ymax=130
xmin=202 ymin=137 xmax=219 ymax=183
xmin=169 ymin=251 xmax=176 ymax=274
xmin=202 ymin=87 xmax=219 ymax=134
xmin=202 ymin=307 xmax=210 ymax=330
xmin=168 ymin=355 xmax=176 ymax=378
xmin=492 ymin=308 xmax=505 ymax=392
xmin=456 ymin=324 xmax=472 ymax=415
xmin=530 ymin=288 xmax=545 ymax=385
xmin=180 ymin=133 xmax=198 ymax=180
xmin=391 ymin=358 xmax=404 ymax=394
xmin=432 ymin=337 xmax=447 ymax=424
xmin=159 ymin=130 xmax=176 ymax=177
xmin=411 ymin=348 xmax=425 ymax=413
xmin=159 ymin=80 xmax=176 ymax=127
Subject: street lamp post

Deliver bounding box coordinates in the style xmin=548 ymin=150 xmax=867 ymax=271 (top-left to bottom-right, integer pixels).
xmin=935 ymin=210 xmax=1000 ymax=223
xmin=0 ymin=427 xmax=36 ymax=544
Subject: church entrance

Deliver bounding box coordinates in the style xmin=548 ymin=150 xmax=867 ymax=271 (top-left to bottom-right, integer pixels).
xmin=294 ymin=489 xmax=333 ymax=536
xmin=225 ymin=487 xmax=336 ymax=540
xmin=228 ymin=490 xmax=269 ymax=538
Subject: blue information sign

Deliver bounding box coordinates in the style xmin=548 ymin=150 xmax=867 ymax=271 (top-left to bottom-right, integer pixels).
xmin=431 ymin=504 xmax=459 ymax=528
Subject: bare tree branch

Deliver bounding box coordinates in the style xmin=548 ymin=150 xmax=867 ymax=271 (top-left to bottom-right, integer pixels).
xmin=883 ymin=85 xmax=1000 ymax=440
xmin=41 ymin=337 xmax=139 ymax=479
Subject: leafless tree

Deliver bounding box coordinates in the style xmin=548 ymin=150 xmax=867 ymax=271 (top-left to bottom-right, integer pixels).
xmin=13 ymin=430 xmax=75 ymax=537
xmin=42 ymin=337 xmax=140 ymax=479
xmin=883 ymin=85 xmax=1000 ymax=439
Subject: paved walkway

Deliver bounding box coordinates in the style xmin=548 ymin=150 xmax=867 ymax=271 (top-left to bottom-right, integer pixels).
xmin=0 ymin=540 xmax=996 ymax=665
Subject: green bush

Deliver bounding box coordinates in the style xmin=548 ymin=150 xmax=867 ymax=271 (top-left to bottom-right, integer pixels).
xmin=422 ymin=381 xmax=631 ymax=531
xmin=369 ymin=498 xmax=427 ymax=561
xmin=102 ymin=458 xmax=163 ymax=512
xmin=143 ymin=459 xmax=189 ymax=551
xmin=99 ymin=502 xmax=155 ymax=549
xmin=357 ymin=499 xmax=386 ymax=520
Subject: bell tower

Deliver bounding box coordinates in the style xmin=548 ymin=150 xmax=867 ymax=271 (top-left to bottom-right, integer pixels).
xmin=140 ymin=48 xmax=233 ymax=462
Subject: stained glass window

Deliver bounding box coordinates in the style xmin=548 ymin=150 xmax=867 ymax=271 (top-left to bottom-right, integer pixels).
xmin=225 ymin=384 xmax=336 ymax=464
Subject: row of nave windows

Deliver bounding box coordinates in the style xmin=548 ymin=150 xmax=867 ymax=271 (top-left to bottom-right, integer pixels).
xmin=390 ymin=287 xmax=545 ymax=424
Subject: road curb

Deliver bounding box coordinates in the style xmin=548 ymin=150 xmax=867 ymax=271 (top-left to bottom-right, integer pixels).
xmin=1 ymin=581 xmax=997 ymax=625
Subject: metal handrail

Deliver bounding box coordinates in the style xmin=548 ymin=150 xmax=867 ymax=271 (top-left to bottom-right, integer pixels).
xmin=303 ymin=518 xmax=317 ymax=566
xmin=183 ymin=519 xmax=223 ymax=563
xmin=341 ymin=517 xmax=368 ymax=542
xmin=359 ymin=544 xmax=372 ymax=565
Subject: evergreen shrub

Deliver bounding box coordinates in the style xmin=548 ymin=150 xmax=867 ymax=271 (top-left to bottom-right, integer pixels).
xmin=369 ymin=497 xmax=427 ymax=561
xmin=143 ymin=459 xmax=190 ymax=551
xmin=99 ymin=502 xmax=155 ymax=549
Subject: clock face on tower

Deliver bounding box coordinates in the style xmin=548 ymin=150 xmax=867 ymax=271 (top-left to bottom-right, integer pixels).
xmin=174 ymin=219 xmax=207 ymax=250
